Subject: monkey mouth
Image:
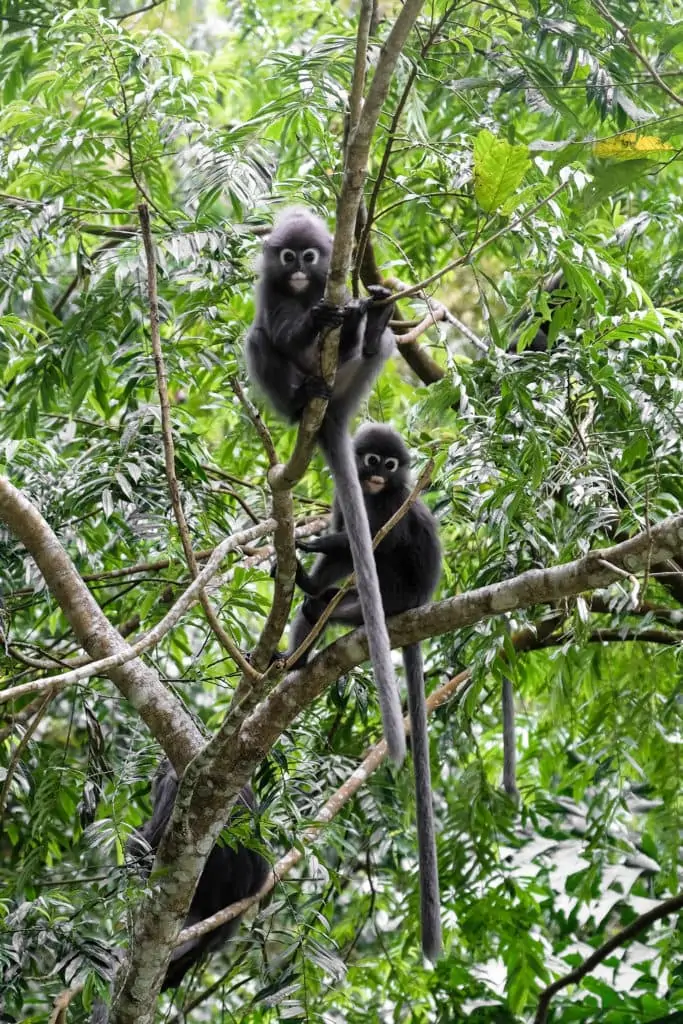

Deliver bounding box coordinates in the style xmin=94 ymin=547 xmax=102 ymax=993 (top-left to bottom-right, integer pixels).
xmin=363 ymin=476 xmax=385 ymax=493
xmin=289 ymin=273 xmax=309 ymax=293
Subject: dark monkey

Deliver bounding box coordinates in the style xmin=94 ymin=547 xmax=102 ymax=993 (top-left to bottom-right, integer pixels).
xmin=246 ymin=207 xmax=405 ymax=765
xmin=288 ymin=424 xmax=442 ymax=960
xmin=90 ymin=763 xmax=268 ymax=1021
xmin=129 ymin=761 xmax=269 ymax=991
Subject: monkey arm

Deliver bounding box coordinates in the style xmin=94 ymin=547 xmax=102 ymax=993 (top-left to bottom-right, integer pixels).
xmin=269 ymin=300 xmax=344 ymax=356
xmin=363 ymin=286 xmax=395 ymax=357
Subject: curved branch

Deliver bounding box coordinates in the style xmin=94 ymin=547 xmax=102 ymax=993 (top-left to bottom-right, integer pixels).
xmin=0 ymin=517 xmax=275 ymax=706
xmin=0 ymin=476 xmax=202 ymax=769
xmin=239 ymin=512 xmax=683 ymax=762
xmin=534 ymin=890 xmax=683 ymax=1024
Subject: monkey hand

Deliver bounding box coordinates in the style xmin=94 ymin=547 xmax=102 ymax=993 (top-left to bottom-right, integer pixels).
xmin=294 ymin=375 xmax=333 ymax=411
xmin=362 ymin=285 xmax=395 ymax=356
xmin=311 ymin=300 xmax=345 ymax=331
xmin=366 ymin=284 xmax=393 ymax=306
xmin=295 ymin=538 xmax=320 ymax=553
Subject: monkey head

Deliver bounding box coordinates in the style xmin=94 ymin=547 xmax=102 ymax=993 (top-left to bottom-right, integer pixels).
xmin=353 ymin=424 xmax=411 ymax=495
xmin=262 ymin=207 xmax=332 ymax=297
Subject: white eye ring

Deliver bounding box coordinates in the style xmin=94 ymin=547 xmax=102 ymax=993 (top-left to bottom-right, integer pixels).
xmin=280 ymin=248 xmax=296 ymax=265
xmin=363 ymin=453 xmax=381 ymax=468
xmin=302 ymin=247 xmax=320 ymax=265
xmin=385 ymin=457 xmax=399 ymax=472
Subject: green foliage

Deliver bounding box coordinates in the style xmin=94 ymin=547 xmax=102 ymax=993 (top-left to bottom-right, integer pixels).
xmin=1 ymin=0 xmax=682 ymax=1021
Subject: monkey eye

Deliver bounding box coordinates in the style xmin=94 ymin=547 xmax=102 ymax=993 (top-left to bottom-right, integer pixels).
xmin=363 ymin=453 xmax=381 ymax=468
xmin=384 ymin=457 xmax=399 ymax=472
xmin=280 ymin=249 xmax=297 ymax=265
xmin=302 ymin=247 xmax=320 ymax=265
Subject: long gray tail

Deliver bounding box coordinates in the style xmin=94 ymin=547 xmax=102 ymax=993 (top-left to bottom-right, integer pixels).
xmin=403 ymin=643 xmax=442 ymax=961
xmin=319 ymin=426 xmax=405 ymax=765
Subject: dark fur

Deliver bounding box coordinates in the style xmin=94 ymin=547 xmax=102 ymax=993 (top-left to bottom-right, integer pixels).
xmin=246 ymin=207 xmax=405 ymax=765
xmin=288 ymin=424 xmax=443 ymax=960
xmin=130 ymin=761 xmax=269 ymax=991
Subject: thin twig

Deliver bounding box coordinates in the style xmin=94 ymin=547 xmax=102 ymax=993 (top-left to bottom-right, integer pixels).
xmin=0 ymin=519 xmax=274 ymax=706
xmin=387 ymin=180 xmax=570 ymax=303
xmin=353 ymin=2 xmax=458 ymax=289
xmin=348 ymin=0 xmax=373 ymax=132
xmin=534 ymin=890 xmax=683 ymax=1024
xmin=229 ymin=377 xmax=278 ymax=467
xmin=590 ymin=0 xmax=683 ymax=109
xmin=138 ymin=204 xmax=256 ymax=680
xmin=116 ymin=0 xmax=169 ymax=20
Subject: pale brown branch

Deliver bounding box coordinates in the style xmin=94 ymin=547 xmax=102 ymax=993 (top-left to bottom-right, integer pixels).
xmin=534 ymin=890 xmax=683 ymax=1024
xmin=176 ymin=612 xmax=561 ymax=948
xmin=348 ymin=0 xmax=374 ymax=132
xmin=177 ymin=662 xmax=471 ymax=948
xmin=0 ymin=476 xmax=202 ymax=769
xmin=268 ymin=0 xmax=427 ymax=494
xmin=48 ymin=984 xmax=84 ymax=1024
xmin=0 ymin=519 xmax=274 ymax=707
xmin=395 ymin=303 xmax=449 ymax=344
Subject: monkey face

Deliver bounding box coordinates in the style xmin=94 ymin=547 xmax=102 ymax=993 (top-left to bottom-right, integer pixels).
xmin=353 ymin=424 xmax=412 ymax=496
xmin=357 ymin=449 xmax=407 ymax=494
xmin=263 ymin=210 xmax=332 ymax=298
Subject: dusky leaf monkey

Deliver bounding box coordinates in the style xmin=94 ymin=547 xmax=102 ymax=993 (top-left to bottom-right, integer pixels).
xmin=246 ymin=207 xmax=406 ymax=765
xmin=287 ymin=424 xmax=443 ymax=960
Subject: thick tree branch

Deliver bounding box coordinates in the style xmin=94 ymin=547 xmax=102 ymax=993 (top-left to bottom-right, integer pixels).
xmin=534 ymin=890 xmax=683 ymax=1024
xmin=175 ymin=613 xmax=564 ymax=947
xmin=0 ymin=476 xmax=202 ymax=768
xmin=240 ymin=512 xmax=683 ymax=765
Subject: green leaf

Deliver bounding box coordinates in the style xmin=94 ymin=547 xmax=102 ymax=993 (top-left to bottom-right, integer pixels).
xmin=473 ymin=129 xmax=531 ymax=214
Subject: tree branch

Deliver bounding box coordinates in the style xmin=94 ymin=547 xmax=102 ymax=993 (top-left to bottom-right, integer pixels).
xmin=0 ymin=496 xmax=273 ymax=718
xmin=590 ymin=0 xmax=683 ymax=109
xmin=268 ymin=0 xmax=427 ymax=493
xmin=175 ymin=612 xmax=564 ymax=947
xmin=534 ymin=890 xmax=683 ymax=1024
xmin=0 ymin=476 xmax=202 ymax=769
xmin=138 ymin=204 xmax=256 ymax=679
xmin=387 ymin=180 xmax=569 ymax=303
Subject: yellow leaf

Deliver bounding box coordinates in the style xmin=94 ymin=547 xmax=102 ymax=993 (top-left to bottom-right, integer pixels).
xmin=593 ymin=133 xmax=673 ymax=161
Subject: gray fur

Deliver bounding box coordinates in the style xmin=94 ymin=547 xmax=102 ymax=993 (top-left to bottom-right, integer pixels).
xmin=289 ymin=425 xmax=442 ymax=960
xmin=245 ymin=207 xmax=405 ymax=764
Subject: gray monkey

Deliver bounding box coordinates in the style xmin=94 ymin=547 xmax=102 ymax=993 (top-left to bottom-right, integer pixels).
xmin=246 ymin=207 xmax=405 ymax=765
xmin=289 ymin=424 xmax=442 ymax=961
